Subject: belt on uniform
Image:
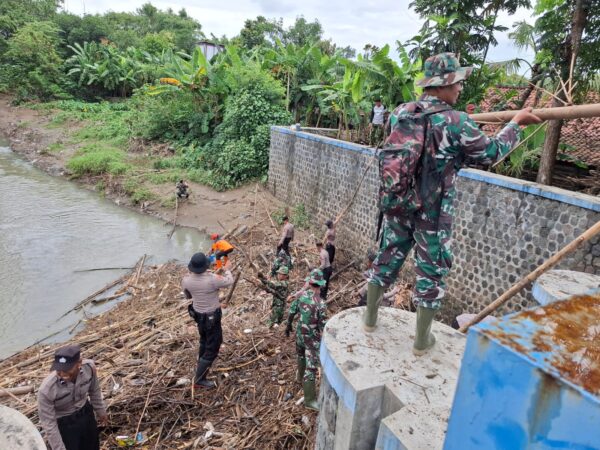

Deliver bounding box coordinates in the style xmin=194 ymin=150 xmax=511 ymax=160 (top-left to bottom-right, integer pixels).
xmin=195 ymin=308 xmax=221 ymax=318
xmin=188 ymin=306 xmax=221 ymax=322
xmin=57 ymin=401 xmax=93 ymax=426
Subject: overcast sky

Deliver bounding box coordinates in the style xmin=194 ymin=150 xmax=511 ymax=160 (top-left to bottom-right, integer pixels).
xmin=62 ymin=0 xmax=535 ymax=68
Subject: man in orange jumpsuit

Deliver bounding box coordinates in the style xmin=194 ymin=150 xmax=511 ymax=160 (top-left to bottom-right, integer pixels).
xmin=208 ymin=233 xmax=235 ymax=270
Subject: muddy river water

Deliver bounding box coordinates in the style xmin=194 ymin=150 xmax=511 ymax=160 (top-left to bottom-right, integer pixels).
xmin=0 ymin=142 xmax=207 ymax=359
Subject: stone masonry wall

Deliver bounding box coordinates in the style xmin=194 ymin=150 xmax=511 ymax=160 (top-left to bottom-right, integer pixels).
xmin=268 ymin=126 xmax=600 ymax=315
xmin=268 ymin=127 xmax=379 ymax=258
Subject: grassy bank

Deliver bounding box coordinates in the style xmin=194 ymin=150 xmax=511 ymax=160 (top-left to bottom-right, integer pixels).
xmin=31 ymin=99 xmax=220 ymax=208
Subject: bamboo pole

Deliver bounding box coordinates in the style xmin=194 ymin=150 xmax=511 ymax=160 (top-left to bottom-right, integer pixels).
xmin=0 ymin=385 xmax=34 ymax=398
xmin=469 ymin=103 xmax=600 ymax=123
xmin=459 ymin=219 xmax=600 ymax=333
xmin=167 ymin=198 xmax=179 ymax=239
xmin=224 ymin=270 xmax=243 ymax=306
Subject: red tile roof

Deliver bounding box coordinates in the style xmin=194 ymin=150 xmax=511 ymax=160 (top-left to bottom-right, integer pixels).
xmin=479 ymin=87 xmax=600 ymax=167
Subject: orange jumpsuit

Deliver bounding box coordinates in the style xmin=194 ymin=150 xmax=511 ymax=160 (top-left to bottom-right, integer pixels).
xmin=211 ymin=240 xmax=234 ymax=270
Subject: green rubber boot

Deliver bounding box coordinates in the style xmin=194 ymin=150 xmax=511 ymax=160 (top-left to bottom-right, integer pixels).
xmin=413 ymin=306 xmax=437 ymax=356
xmin=296 ymin=357 xmax=306 ymax=384
xmin=363 ymin=283 xmax=385 ymax=332
xmin=303 ymin=380 xmax=319 ymax=411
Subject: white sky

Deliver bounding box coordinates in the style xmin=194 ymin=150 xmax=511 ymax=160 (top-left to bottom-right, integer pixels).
xmin=62 ymin=0 xmax=535 ymax=67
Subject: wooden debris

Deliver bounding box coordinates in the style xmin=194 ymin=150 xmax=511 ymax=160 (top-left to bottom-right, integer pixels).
xmin=0 ymin=204 xmax=412 ymax=450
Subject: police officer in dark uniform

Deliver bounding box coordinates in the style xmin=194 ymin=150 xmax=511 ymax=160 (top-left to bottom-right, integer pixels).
xmin=37 ymin=344 xmax=107 ymax=450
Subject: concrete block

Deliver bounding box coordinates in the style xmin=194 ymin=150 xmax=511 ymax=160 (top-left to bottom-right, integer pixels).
xmin=532 ymin=270 xmax=600 ymax=305
xmin=444 ymin=292 xmax=600 ymax=450
xmin=316 ymin=307 xmax=465 ymax=450
xmin=0 ymin=405 xmax=45 ymax=449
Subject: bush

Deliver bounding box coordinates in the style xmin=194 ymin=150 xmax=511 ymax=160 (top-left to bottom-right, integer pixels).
xmin=131 ymin=90 xmax=211 ymax=143
xmin=130 ymin=187 xmax=156 ymax=204
xmin=67 ymin=147 xmax=128 ymax=176
xmin=196 ymin=65 xmax=292 ymax=189
xmin=1 ymin=21 xmax=68 ymax=101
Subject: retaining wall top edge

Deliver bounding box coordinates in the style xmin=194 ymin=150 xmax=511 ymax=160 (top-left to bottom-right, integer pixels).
xmin=459 ymin=168 xmax=600 ymax=212
xmin=271 ymin=126 xmax=376 ymax=156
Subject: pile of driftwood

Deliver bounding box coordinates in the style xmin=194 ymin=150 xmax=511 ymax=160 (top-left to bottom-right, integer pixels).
xmin=0 ymin=208 xmax=395 ymax=449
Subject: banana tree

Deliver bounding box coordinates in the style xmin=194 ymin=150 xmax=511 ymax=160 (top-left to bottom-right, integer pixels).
xmin=345 ymin=44 xmax=420 ymax=109
xmin=303 ymin=65 xmax=369 ymax=137
xmin=262 ymin=40 xmax=317 ymax=112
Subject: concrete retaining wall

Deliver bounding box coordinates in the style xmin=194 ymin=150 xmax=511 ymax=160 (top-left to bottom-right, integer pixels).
xmin=268 ymin=126 xmax=600 ymax=314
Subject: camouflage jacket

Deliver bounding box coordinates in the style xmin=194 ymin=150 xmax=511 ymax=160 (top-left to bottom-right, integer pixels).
xmin=271 ymin=253 xmax=293 ymax=276
xmin=258 ymin=277 xmax=289 ymax=301
xmin=387 ymin=95 xmax=521 ymax=223
xmin=288 ymin=290 xmax=327 ymax=342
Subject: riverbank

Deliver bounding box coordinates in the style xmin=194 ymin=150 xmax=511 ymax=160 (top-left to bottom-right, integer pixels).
xmin=0 ymin=211 xmax=384 ymax=449
xmin=0 ymin=94 xmax=271 ymax=234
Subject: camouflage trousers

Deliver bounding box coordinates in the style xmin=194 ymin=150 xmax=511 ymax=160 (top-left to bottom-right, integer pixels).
xmin=269 ymin=297 xmax=285 ymax=325
xmin=296 ymin=335 xmax=320 ymax=382
xmin=368 ymin=212 xmax=452 ymax=310
xmin=369 ymin=124 xmax=385 ymax=146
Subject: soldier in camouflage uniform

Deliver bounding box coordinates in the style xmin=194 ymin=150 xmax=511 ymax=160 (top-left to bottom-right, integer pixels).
xmin=364 ymin=53 xmax=541 ymax=356
xmin=270 ymin=249 xmax=293 ymax=277
xmin=286 ymin=269 xmax=327 ymax=411
xmin=258 ymin=266 xmax=290 ymax=326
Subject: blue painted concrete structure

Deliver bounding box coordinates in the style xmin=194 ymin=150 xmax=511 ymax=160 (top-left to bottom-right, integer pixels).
xmin=444 ymin=293 xmax=600 ymax=450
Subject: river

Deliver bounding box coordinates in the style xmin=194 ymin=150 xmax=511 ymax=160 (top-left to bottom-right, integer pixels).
xmin=0 ymin=142 xmax=207 ymax=359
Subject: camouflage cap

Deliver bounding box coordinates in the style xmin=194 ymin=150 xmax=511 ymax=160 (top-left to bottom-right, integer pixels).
xmin=305 ymin=269 xmax=326 ymax=286
xmin=415 ymin=53 xmax=473 ymax=88
xmin=277 ymin=266 xmax=289 ymax=275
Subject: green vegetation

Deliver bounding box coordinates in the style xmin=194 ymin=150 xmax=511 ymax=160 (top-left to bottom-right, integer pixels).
xmin=67 ymin=147 xmax=129 ymax=176
xmin=1 ymin=0 xmax=598 ymax=194
xmin=272 ymin=203 xmax=311 ymax=230
xmin=47 ymin=142 xmax=65 ymax=153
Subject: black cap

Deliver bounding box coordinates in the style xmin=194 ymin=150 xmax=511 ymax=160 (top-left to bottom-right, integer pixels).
xmin=325 ymin=219 xmax=333 ymax=228
xmin=188 ymin=252 xmax=209 ymax=274
xmin=51 ymin=344 xmax=81 ymax=371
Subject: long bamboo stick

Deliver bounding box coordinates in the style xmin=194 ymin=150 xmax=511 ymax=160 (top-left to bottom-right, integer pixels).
xmin=459 ymin=219 xmax=600 ymax=333
xmin=0 ymin=385 xmax=34 ymax=397
xmin=470 ymin=103 xmax=600 ymax=123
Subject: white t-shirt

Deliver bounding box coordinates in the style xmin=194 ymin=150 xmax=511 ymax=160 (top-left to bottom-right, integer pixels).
xmin=372 ymin=105 xmax=386 ymax=125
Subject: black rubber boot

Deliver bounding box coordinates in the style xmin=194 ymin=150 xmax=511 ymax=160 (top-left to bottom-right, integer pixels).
xmin=194 ymin=358 xmax=215 ymax=388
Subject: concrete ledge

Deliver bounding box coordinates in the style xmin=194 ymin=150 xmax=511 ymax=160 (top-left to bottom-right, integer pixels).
xmin=532 ymin=270 xmax=600 ymax=305
xmin=271 ymin=126 xmax=375 ymax=155
xmin=317 ymin=307 xmax=466 ymax=450
xmin=458 ymin=168 xmax=600 ymax=212
xmin=0 ymin=405 xmax=45 ymax=450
